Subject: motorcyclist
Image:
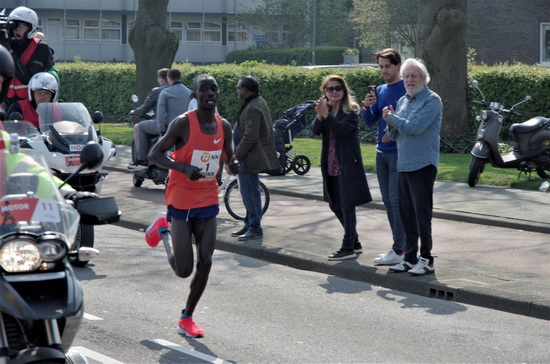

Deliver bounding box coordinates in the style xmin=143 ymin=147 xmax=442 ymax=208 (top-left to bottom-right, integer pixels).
xmin=6 ymin=72 xmax=58 ymax=127
xmin=3 ymin=6 xmax=55 ymax=109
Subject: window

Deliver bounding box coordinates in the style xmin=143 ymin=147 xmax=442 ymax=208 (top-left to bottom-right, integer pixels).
xmin=83 ymin=19 xmax=99 ymax=40
xmin=66 ymin=19 xmax=80 ymax=40
xmin=203 ymin=21 xmax=221 ymax=42
xmin=228 ymin=22 xmax=247 ymax=43
xmin=101 ymin=19 xmax=121 ymax=41
xmin=541 ymin=23 xmax=550 ymax=66
xmin=171 ymin=21 xmax=184 ymax=42
xmin=187 ymin=22 xmax=201 ymax=42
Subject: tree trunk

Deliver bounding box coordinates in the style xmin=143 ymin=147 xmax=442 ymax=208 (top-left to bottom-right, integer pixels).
xmin=416 ymin=0 xmax=468 ymax=140
xmin=128 ymin=0 xmax=179 ymax=103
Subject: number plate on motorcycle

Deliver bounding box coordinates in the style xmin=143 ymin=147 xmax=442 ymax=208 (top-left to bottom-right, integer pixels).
xmin=1 ymin=198 xmax=61 ymax=224
xmin=65 ymin=155 xmax=81 ymax=167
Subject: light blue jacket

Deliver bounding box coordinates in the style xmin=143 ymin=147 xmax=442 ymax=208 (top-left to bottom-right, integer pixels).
xmin=156 ymin=82 xmax=192 ymax=133
xmin=387 ymin=86 xmax=442 ymax=172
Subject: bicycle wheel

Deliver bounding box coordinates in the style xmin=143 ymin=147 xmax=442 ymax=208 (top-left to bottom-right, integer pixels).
xmin=224 ymin=179 xmax=270 ymax=220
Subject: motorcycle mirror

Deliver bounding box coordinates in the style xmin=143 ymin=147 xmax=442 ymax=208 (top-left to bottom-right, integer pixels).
xmin=525 ymin=95 xmax=532 ymax=101
xmin=131 ymin=94 xmax=139 ymax=103
xmin=471 ymin=79 xmax=479 ymax=88
xmin=91 ymin=111 xmax=103 ymax=124
xmin=80 ymin=142 xmax=104 ymax=170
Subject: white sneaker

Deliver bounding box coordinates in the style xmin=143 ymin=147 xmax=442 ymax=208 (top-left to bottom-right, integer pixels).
xmin=388 ymin=260 xmax=414 ymax=273
xmin=373 ymin=249 xmax=404 ymax=265
xmin=409 ymin=257 xmax=435 ymax=276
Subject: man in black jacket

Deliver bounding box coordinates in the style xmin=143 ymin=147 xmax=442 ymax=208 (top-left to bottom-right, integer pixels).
xmin=3 ymin=6 xmax=53 ymax=109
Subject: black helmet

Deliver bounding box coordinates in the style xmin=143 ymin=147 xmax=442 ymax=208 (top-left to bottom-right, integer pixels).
xmin=0 ymin=45 xmax=15 ymax=104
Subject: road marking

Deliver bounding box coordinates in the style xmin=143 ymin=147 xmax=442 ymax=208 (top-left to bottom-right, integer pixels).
xmin=84 ymin=313 xmax=104 ymax=321
xmin=150 ymin=339 xmax=230 ymax=364
xmin=71 ymin=347 xmax=126 ymax=364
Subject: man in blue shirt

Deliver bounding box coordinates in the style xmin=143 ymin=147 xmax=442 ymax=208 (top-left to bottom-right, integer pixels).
xmin=361 ymin=48 xmax=406 ymax=266
xmin=382 ymin=58 xmax=442 ymax=276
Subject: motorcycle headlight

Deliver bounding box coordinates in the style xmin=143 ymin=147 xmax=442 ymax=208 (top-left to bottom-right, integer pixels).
xmin=480 ymin=110 xmax=487 ymax=120
xmin=0 ymin=239 xmax=42 ymax=273
xmin=39 ymin=240 xmax=66 ymax=262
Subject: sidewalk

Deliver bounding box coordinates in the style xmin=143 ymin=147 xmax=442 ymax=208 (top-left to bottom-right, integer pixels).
xmin=105 ymin=145 xmax=550 ymax=320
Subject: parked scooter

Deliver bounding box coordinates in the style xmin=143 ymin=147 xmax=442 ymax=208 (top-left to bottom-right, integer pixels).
xmin=0 ymin=139 xmax=120 ymax=364
xmin=4 ymin=104 xmax=116 ymax=267
xmin=127 ymin=95 xmax=169 ymax=187
xmin=467 ymin=80 xmax=550 ymax=187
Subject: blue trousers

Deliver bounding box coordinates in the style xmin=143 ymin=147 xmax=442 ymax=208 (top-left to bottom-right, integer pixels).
xmin=376 ymin=152 xmax=405 ymax=254
xmin=237 ymin=171 xmax=263 ymax=234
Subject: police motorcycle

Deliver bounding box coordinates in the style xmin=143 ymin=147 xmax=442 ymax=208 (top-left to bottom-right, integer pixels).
xmin=6 ymin=102 xmax=116 ymax=267
xmin=467 ymin=79 xmax=550 ymax=187
xmin=128 ymin=94 xmax=168 ymax=187
xmin=0 ymin=136 xmax=120 ymax=364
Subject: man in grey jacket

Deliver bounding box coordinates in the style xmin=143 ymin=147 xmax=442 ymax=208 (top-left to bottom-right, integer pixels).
xmin=157 ymin=68 xmax=192 ymax=135
xmin=231 ymin=75 xmax=279 ymax=241
xmin=129 ymin=68 xmax=169 ymax=168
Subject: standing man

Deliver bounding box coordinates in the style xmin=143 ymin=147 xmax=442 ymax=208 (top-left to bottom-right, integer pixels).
xmin=3 ymin=6 xmax=54 ymax=109
xmin=156 ymin=68 xmax=192 ymax=137
xmin=231 ymin=75 xmax=279 ymax=241
xmin=128 ymin=68 xmax=169 ymax=168
xmin=147 ymin=74 xmax=239 ymax=338
xmin=362 ymin=48 xmax=407 ymax=266
xmin=383 ymin=58 xmax=442 ymax=276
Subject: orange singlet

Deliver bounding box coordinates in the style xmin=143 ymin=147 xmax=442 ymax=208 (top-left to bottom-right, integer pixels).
xmin=165 ymin=110 xmax=223 ymax=210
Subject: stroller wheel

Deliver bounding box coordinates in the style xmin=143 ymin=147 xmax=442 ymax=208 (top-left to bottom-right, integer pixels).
xmin=292 ymin=155 xmax=311 ymax=175
xmin=284 ymin=155 xmax=294 ymax=174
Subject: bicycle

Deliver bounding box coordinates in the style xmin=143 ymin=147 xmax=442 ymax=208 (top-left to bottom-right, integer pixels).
xmin=219 ymin=173 xmax=270 ymax=220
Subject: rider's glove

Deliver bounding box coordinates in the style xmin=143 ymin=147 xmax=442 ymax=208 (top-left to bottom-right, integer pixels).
xmin=66 ymin=191 xmax=99 ymax=202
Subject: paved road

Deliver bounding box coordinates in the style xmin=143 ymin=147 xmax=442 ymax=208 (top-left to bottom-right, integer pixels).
xmin=102 ymin=146 xmax=550 ymax=320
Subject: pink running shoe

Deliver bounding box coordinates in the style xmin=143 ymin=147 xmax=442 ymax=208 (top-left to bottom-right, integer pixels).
xmin=145 ymin=212 xmax=169 ymax=247
xmin=177 ymin=317 xmax=204 ymax=338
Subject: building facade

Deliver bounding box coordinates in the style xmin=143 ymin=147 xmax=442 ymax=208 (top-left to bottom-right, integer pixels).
xmin=1 ymin=0 xmax=259 ymax=64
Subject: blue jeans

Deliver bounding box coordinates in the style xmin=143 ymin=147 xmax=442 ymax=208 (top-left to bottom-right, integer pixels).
xmin=398 ymin=165 xmax=437 ymax=265
xmin=237 ymin=172 xmax=263 ymax=234
xmin=376 ymin=152 xmax=405 ymax=254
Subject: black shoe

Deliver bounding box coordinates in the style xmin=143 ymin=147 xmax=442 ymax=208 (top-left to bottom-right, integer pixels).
xmin=353 ymin=241 xmax=363 ymax=254
xmin=231 ymin=227 xmax=248 ymax=237
xmin=328 ymin=248 xmax=357 ymax=261
xmin=238 ymin=231 xmax=263 ymax=241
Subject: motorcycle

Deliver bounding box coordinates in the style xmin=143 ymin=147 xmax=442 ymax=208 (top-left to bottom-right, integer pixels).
xmin=467 ymin=80 xmax=550 ymax=187
xmin=127 ymin=95 xmax=169 ymax=187
xmin=0 ymin=140 xmax=120 ymax=364
xmin=5 ymin=104 xmax=116 ymax=267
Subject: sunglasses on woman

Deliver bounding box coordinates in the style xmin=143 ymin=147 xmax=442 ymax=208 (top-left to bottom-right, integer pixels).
xmin=325 ymin=86 xmax=344 ymax=93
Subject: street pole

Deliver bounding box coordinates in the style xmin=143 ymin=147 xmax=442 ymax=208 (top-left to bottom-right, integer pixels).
xmin=311 ymin=0 xmax=317 ymax=65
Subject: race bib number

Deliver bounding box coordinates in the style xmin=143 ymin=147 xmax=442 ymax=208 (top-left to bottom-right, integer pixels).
xmin=0 ymin=198 xmax=60 ymax=225
xmin=191 ymin=149 xmax=221 ymax=180
xmin=65 ymin=155 xmax=81 ymax=167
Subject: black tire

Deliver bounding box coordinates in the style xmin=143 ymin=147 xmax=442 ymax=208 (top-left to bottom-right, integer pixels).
xmin=69 ymin=224 xmax=94 ymax=267
xmin=224 ymin=179 xmax=270 ymax=220
xmin=467 ymin=156 xmax=485 ymax=187
xmin=284 ymin=156 xmax=293 ymax=174
xmin=292 ymin=155 xmax=311 ymax=175
xmin=536 ymin=167 xmax=550 ymax=179
xmin=133 ymin=173 xmax=144 ymax=187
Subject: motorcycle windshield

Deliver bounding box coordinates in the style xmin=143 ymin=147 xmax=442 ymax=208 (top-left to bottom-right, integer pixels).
xmin=0 ymin=148 xmax=80 ymax=242
xmin=37 ymin=103 xmax=99 ymax=151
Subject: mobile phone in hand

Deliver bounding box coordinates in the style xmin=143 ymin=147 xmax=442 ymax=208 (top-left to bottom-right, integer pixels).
xmin=368 ymin=85 xmax=377 ymax=98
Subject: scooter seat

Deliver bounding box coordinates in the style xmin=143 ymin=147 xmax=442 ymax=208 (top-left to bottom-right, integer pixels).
xmin=510 ymin=116 xmax=550 ymax=134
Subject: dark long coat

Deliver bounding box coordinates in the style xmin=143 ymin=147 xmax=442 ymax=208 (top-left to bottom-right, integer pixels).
xmin=311 ymin=107 xmax=372 ymax=208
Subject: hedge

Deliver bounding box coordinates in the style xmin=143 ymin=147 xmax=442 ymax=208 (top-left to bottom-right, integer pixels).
xmin=55 ymin=61 xmax=550 ymax=149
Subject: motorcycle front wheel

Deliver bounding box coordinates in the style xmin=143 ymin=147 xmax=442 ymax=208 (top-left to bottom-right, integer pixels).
xmin=69 ymin=224 xmax=94 ymax=267
xmin=536 ymin=166 xmax=550 ymax=179
xmin=468 ymin=156 xmax=486 ymax=187
xmin=224 ymin=179 xmax=270 ymax=220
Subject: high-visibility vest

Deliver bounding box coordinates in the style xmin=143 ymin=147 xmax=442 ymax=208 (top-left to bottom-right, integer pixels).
xmin=7 ymin=38 xmax=40 ymax=100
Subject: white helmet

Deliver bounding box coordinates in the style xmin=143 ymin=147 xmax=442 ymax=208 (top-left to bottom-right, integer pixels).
xmin=28 ymin=72 xmax=58 ymax=101
xmin=9 ymin=7 xmax=39 ymax=39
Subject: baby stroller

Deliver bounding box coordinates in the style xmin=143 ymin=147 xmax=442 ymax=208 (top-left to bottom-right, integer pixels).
xmin=269 ymin=100 xmax=315 ymax=175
